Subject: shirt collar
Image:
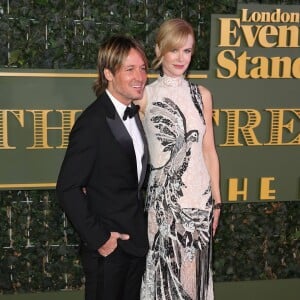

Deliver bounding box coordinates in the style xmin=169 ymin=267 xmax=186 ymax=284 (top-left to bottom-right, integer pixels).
xmin=106 ymin=89 xmax=129 ymax=119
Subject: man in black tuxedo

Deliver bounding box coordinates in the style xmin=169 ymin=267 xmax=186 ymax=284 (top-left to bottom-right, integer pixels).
xmin=56 ymin=36 xmax=149 ymax=300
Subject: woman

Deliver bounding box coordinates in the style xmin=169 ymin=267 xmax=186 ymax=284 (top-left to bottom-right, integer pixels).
xmin=138 ymin=19 xmax=222 ymax=299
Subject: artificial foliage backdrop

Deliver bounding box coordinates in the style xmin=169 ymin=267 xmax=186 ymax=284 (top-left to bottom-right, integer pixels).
xmin=0 ymin=190 xmax=299 ymax=294
xmin=0 ymin=0 xmax=300 ymax=294
xmin=1 ymin=0 xmax=299 ymax=70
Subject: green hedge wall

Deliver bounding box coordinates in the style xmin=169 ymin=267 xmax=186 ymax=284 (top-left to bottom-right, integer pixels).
xmin=0 ymin=0 xmax=237 ymax=70
xmin=0 ymin=190 xmax=299 ymax=294
xmin=1 ymin=0 xmax=298 ymax=70
xmin=214 ymin=202 xmax=300 ymax=281
xmin=0 ymin=0 xmax=299 ymax=294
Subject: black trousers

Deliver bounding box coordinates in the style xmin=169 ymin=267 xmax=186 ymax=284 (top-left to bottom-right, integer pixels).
xmin=80 ymin=246 xmax=146 ymax=300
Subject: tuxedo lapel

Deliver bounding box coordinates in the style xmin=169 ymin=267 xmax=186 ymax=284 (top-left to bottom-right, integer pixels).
xmin=106 ymin=115 xmax=136 ymax=163
xmin=102 ymin=94 xmax=148 ymax=187
xmin=102 ymin=94 xmax=136 ymax=163
xmin=134 ymin=113 xmax=149 ymax=189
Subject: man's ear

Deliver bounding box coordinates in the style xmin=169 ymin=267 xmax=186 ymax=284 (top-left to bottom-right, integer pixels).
xmin=155 ymin=44 xmax=161 ymax=57
xmin=104 ymin=68 xmax=113 ymax=81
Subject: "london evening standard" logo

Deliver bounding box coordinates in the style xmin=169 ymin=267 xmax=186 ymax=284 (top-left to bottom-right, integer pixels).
xmin=216 ymin=7 xmax=300 ymax=79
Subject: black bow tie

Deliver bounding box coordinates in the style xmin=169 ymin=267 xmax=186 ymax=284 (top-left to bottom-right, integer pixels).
xmin=123 ymin=105 xmax=140 ymax=120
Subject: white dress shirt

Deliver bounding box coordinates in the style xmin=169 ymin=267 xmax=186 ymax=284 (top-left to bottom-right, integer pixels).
xmin=106 ymin=90 xmax=144 ymax=182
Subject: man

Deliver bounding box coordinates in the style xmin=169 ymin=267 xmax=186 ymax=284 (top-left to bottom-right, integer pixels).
xmin=56 ymin=36 xmax=149 ymax=300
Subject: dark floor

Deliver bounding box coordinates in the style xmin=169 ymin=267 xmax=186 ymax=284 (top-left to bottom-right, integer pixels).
xmin=1 ymin=279 xmax=299 ymax=300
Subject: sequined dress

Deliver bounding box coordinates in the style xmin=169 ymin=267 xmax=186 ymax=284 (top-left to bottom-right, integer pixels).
xmin=141 ymin=75 xmax=214 ymax=300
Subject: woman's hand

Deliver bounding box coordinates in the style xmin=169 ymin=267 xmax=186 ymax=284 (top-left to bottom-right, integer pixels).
xmin=212 ymin=206 xmax=221 ymax=237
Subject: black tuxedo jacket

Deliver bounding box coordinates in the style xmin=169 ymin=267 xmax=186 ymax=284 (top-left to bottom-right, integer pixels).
xmin=56 ymin=92 xmax=149 ymax=257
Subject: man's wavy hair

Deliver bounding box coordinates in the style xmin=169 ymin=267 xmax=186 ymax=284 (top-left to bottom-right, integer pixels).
xmin=93 ymin=35 xmax=148 ymax=97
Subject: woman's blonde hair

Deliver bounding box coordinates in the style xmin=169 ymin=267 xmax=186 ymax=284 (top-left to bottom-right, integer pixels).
xmin=152 ymin=18 xmax=195 ymax=70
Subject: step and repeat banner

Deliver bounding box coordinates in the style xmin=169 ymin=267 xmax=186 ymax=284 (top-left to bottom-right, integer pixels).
xmin=0 ymin=3 xmax=299 ymax=202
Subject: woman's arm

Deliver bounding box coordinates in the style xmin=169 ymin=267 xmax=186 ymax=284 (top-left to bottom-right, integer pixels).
xmin=199 ymin=85 xmax=222 ymax=237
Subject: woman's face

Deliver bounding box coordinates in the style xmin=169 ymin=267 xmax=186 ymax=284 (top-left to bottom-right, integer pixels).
xmin=161 ymin=34 xmax=194 ymax=77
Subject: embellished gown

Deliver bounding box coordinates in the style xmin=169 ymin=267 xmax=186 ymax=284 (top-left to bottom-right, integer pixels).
xmin=141 ymin=75 xmax=214 ymax=300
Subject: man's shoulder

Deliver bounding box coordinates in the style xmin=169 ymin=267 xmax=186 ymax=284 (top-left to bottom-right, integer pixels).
xmin=72 ymin=97 xmax=104 ymax=131
xmin=82 ymin=93 xmax=110 ymax=116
